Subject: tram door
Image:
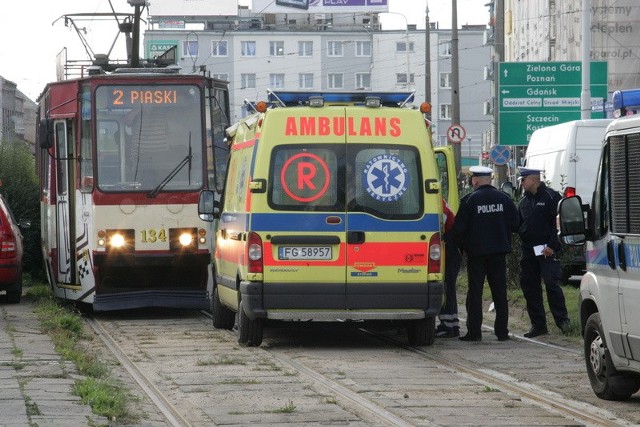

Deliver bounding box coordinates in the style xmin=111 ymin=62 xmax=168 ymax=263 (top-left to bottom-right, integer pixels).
xmin=54 ymin=120 xmax=75 ymax=284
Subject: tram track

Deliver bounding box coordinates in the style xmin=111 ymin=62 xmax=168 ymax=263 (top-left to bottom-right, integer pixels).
xmin=85 ymin=316 xmax=192 ymax=427
xmin=362 ymin=328 xmax=630 ymax=427
xmin=83 ymin=310 xmax=637 ymax=427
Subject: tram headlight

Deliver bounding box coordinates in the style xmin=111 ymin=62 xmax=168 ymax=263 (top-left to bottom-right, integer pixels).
xmin=105 ymin=229 xmax=135 ymax=252
xmin=111 ymin=233 xmax=126 ymax=248
xmin=170 ymin=228 xmax=197 ymax=252
xmin=179 ymin=232 xmax=193 ymax=246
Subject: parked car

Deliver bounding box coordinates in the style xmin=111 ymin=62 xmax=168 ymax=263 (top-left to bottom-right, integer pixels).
xmin=0 ymin=194 xmax=29 ymax=303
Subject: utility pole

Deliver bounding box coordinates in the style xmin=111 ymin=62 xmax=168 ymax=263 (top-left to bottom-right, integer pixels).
xmin=494 ymin=0 xmax=506 ymax=184
xmin=581 ymin=0 xmax=591 ymax=120
xmin=425 ymin=2 xmax=431 ymax=106
xmin=451 ymin=0 xmax=461 ymax=176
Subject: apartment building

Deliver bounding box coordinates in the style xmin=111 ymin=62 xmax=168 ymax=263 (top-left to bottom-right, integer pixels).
xmin=144 ymin=5 xmax=492 ymax=165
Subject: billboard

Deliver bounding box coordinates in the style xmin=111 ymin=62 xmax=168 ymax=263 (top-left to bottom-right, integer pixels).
xmin=252 ymin=0 xmax=388 ymax=14
xmin=149 ymin=0 xmax=238 ymax=17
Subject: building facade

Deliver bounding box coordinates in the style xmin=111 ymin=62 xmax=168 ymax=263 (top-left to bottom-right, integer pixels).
xmin=504 ymin=0 xmax=640 ymax=93
xmin=0 ymin=77 xmax=36 ymax=145
xmin=143 ymin=7 xmax=492 ymax=166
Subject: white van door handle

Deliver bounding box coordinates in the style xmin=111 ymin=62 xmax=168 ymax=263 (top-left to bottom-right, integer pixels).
xmin=617 ymin=241 xmax=627 ymax=272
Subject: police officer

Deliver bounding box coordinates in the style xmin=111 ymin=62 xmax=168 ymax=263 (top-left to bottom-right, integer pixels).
xmin=517 ymin=167 xmax=571 ymax=338
xmin=453 ymin=166 xmax=519 ymax=342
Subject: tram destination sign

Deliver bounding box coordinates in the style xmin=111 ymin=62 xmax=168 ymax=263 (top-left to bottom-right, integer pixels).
xmin=498 ymin=61 xmax=608 ymax=146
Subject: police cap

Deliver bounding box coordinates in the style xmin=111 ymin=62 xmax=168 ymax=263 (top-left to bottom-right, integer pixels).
xmin=517 ymin=166 xmax=542 ymax=181
xmin=469 ymin=165 xmax=494 ymax=177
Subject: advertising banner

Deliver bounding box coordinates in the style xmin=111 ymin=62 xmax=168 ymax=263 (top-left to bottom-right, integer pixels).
xmin=252 ymin=0 xmax=388 ymax=14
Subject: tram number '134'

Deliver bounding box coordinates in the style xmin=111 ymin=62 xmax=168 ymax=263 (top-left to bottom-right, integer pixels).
xmin=111 ymin=89 xmax=178 ymax=105
xmin=140 ymin=229 xmax=167 ymax=243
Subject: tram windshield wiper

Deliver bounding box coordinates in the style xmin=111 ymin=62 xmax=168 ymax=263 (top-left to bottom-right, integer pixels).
xmin=147 ymin=133 xmax=192 ymax=198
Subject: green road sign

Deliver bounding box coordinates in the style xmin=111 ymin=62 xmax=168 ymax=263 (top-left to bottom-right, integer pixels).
xmin=498 ymin=61 xmax=608 ymax=146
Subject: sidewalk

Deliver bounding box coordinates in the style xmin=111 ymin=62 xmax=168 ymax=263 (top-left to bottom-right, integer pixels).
xmin=0 ymin=300 xmax=109 ymax=427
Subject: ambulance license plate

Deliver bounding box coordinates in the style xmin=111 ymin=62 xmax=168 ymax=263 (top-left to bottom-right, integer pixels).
xmin=278 ymin=246 xmax=332 ymax=260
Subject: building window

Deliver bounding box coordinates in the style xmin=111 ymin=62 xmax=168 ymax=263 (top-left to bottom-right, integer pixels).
xmin=183 ymin=40 xmax=198 ymax=57
xmin=396 ymin=73 xmax=415 ymax=85
xmin=395 ymin=41 xmax=415 ymax=53
xmin=298 ymin=41 xmax=313 ymax=57
xmin=439 ymin=40 xmax=452 ymax=57
xmin=241 ymin=73 xmax=256 ymax=89
xmin=212 ymin=40 xmax=228 ymax=56
xmin=355 ymin=73 xmax=371 ymax=89
xmin=327 ymin=41 xmax=343 ymax=57
xmin=270 ymin=73 xmax=285 ymax=88
xmin=241 ymin=41 xmax=256 ymax=56
xmin=356 ymin=41 xmax=371 ymax=57
xmin=440 ymin=104 xmax=452 ymax=120
xmin=440 ymin=72 xmax=452 ymax=89
xmin=270 ymin=41 xmax=285 ymax=56
xmin=299 ymin=73 xmax=314 ymax=89
xmin=328 ymin=73 xmax=343 ymax=89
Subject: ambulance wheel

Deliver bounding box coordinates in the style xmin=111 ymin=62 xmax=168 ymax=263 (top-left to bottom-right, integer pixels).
xmin=407 ymin=316 xmax=435 ymax=346
xmin=237 ymin=299 xmax=263 ymax=347
xmin=211 ymin=286 xmax=235 ymax=330
xmin=584 ymin=312 xmax=640 ymax=400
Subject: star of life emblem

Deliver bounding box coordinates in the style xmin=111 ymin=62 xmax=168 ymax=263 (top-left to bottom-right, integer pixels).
xmin=362 ymin=155 xmax=409 ymax=202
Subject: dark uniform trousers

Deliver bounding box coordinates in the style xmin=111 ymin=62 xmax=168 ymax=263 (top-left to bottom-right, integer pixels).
xmin=439 ymin=232 xmax=462 ymax=328
xmin=466 ymin=253 xmax=509 ymax=338
xmin=519 ymin=252 xmax=569 ymax=329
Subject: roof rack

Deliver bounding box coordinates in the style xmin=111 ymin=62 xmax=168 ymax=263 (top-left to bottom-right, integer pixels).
xmin=266 ymin=90 xmax=415 ymax=108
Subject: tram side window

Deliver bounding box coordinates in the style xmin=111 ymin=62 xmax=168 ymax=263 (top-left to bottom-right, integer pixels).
xmin=97 ymin=121 xmax=121 ymax=186
xmin=80 ymin=85 xmax=94 ymax=193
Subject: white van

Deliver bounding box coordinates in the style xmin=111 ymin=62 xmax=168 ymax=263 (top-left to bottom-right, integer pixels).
xmin=524 ymin=119 xmax=612 ymax=199
xmin=558 ymin=89 xmax=640 ymax=401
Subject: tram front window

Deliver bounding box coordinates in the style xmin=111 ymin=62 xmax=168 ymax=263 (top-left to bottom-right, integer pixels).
xmin=95 ymin=84 xmax=204 ymax=192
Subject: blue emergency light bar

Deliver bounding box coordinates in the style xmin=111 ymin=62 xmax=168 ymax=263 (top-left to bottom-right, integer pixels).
xmin=268 ymin=90 xmax=415 ymax=107
xmin=613 ymin=89 xmax=640 ymax=116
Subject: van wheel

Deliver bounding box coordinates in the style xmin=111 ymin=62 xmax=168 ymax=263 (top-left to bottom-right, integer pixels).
xmin=584 ymin=312 xmax=640 ymax=400
xmin=211 ymin=287 xmax=235 ymax=330
xmin=407 ymin=316 xmax=435 ymax=346
xmin=6 ymin=274 xmax=22 ymax=304
xmin=237 ymin=299 xmax=263 ymax=347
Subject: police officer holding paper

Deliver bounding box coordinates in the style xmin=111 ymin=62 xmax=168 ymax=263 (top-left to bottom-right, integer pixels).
xmin=453 ymin=166 xmax=519 ymax=342
xmin=517 ymin=167 xmax=571 ymax=338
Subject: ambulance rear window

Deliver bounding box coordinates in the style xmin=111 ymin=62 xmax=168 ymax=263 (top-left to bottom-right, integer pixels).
xmin=268 ymin=144 xmax=422 ymax=219
xmin=350 ymin=147 xmax=423 ymax=220
xmin=269 ymin=145 xmax=344 ymax=211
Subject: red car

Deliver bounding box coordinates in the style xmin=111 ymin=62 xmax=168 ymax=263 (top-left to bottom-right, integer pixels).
xmin=0 ymin=194 xmax=29 ymax=303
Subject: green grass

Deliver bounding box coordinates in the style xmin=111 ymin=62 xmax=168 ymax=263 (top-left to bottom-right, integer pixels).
xmin=23 ymin=280 xmax=136 ymax=422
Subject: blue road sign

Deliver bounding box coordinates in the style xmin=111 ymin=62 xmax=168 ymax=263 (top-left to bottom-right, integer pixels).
xmin=491 ymin=145 xmax=511 ymax=166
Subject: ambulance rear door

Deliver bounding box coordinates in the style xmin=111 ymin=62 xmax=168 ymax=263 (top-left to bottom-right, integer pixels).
xmin=343 ymin=107 xmax=441 ymax=309
xmin=259 ymin=107 xmax=348 ymax=310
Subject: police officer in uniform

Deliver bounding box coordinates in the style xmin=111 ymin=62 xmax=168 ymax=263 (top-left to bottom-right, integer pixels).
xmin=453 ymin=166 xmax=519 ymax=342
xmin=517 ymin=167 xmax=571 ymax=338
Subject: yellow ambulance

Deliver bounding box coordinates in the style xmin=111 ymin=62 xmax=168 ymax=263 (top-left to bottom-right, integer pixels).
xmin=198 ymin=91 xmax=458 ymax=346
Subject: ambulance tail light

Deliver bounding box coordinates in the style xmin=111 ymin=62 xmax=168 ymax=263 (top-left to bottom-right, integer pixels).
xmin=247 ymin=232 xmax=263 ymax=274
xmin=563 ymin=187 xmax=576 ymax=198
xmin=428 ymin=233 xmax=441 ymax=274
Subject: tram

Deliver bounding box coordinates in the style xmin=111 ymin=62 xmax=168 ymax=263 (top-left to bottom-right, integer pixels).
xmin=36 ymin=6 xmax=230 ymax=311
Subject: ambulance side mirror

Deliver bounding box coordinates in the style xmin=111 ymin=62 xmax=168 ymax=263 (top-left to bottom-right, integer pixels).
xmin=198 ymin=190 xmax=220 ymax=222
